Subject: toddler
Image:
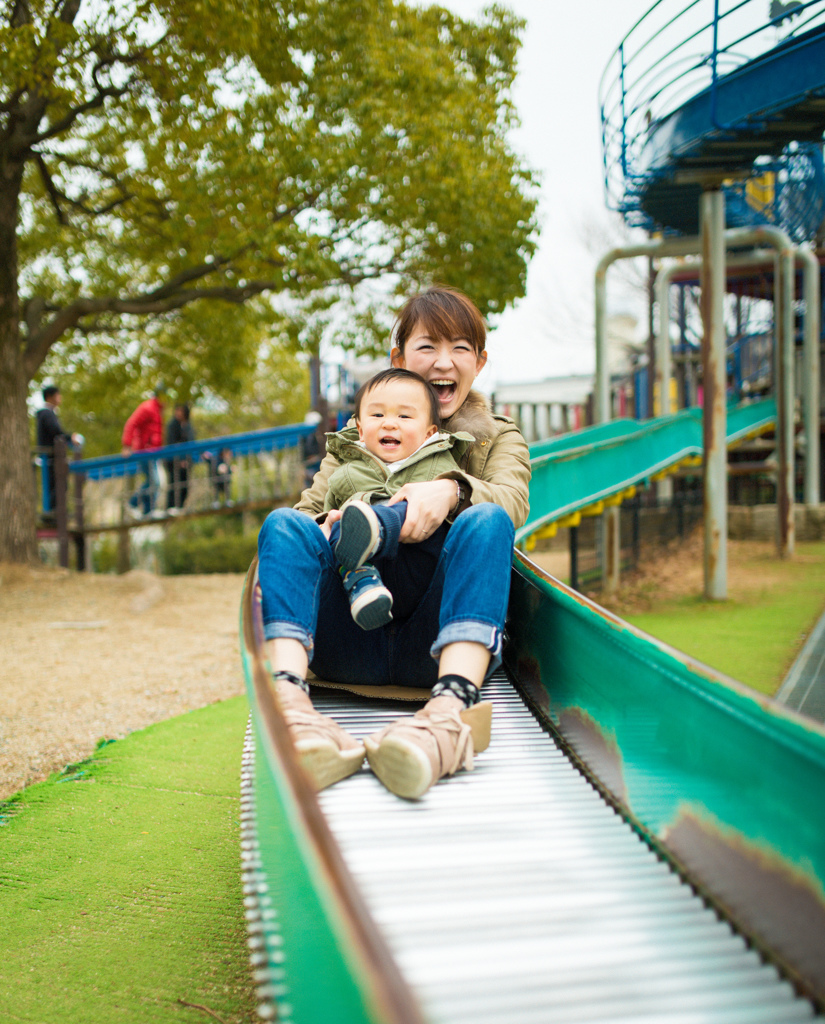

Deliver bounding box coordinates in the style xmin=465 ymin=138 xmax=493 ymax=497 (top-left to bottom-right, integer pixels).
xmin=324 ymin=368 xmax=472 ymax=629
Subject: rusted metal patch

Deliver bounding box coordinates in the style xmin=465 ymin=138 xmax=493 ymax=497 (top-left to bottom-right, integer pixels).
xmin=664 ymin=809 xmax=825 ymax=1006
xmin=512 ymin=654 xmax=628 ymax=805
xmin=555 ymin=706 xmax=628 ymax=805
xmin=514 ymin=654 xmax=551 ymax=716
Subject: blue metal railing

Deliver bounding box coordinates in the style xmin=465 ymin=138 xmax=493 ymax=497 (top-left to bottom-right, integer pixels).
xmin=42 ymin=421 xmax=320 ymax=533
xmin=600 ymin=0 xmax=825 ymax=234
xmin=70 ymin=422 xmax=317 ymax=481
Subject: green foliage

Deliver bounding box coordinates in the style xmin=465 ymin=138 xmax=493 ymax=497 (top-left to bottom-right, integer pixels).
xmin=3 ymin=0 xmax=539 ymax=559
xmin=625 ymin=542 xmax=825 ymax=695
xmin=159 ymin=511 xmax=266 ymax=574
xmin=11 ymin=0 xmax=537 ymax=375
xmin=160 ymin=531 xmax=260 ymax=575
xmin=44 ymin=308 xmax=311 ymax=456
xmin=91 ymin=535 xmax=119 ymax=574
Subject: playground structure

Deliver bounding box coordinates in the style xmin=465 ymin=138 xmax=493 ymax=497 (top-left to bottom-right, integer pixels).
xmin=238 ymin=4 xmax=825 ymax=1023
xmin=598 ymin=0 xmax=825 ymax=598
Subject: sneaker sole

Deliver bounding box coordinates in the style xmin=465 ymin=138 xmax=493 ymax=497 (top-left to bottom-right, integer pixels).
xmin=350 ymin=588 xmax=393 ymax=630
xmin=365 ymin=735 xmax=433 ymax=800
xmin=336 ymin=502 xmax=380 ymax=571
xmin=295 ymin=739 xmax=365 ymax=791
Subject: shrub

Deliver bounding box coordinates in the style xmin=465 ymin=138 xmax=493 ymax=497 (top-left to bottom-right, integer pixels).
xmin=160 ymin=530 xmax=259 ymax=575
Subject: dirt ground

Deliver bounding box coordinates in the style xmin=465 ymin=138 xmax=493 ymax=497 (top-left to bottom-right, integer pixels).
xmin=524 ymin=529 xmax=798 ymax=616
xmin=0 ymin=565 xmax=246 ymax=801
xmin=0 ymin=531 xmax=807 ymax=802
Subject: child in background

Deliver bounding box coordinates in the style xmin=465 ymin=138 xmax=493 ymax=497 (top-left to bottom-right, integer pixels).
xmin=203 ymin=447 xmax=233 ymax=507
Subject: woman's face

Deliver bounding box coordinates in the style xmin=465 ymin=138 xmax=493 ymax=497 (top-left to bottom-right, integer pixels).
xmin=391 ymin=327 xmax=487 ymax=420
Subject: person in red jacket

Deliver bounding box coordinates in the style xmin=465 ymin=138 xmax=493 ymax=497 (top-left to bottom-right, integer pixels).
xmin=122 ymin=385 xmax=167 ymax=517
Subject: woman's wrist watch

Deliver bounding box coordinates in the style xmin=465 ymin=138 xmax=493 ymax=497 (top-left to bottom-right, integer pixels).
xmin=451 ymin=480 xmax=466 ymax=516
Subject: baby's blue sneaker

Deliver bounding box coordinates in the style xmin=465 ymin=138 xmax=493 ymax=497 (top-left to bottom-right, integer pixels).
xmin=342 ymin=565 xmax=393 ymax=630
xmin=335 ymin=500 xmax=382 ymax=571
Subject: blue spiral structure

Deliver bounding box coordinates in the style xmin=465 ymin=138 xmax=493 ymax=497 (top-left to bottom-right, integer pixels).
xmin=601 ymin=0 xmax=825 ymax=239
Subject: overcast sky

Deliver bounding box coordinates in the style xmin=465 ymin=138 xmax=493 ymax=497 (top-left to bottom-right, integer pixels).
xmin=427 ymin=0 xmax=650 ymax=390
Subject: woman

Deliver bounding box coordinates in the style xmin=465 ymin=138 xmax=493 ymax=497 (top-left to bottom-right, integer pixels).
xmin=257 ymin=287 xmax=531 ymax=799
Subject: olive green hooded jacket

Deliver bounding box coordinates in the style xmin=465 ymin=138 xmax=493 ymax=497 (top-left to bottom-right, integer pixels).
xmin=322 ymin=428 xmax=475 ymax=513
xmin=297 ymin=390 xmax=531 ymax=528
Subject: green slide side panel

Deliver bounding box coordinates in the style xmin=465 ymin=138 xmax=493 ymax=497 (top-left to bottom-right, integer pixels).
xmin=239 ymin=573 xmax=414 ymax=1024
xmin=506 ymin=552 xmax=825 ymax=1003
xmin=519 ymin=398 xmax=777 ymax=542
xmin=248 ymin=717 xmax=383 ymax=1024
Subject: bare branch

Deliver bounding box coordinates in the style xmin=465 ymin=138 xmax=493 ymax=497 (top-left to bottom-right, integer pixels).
xmin=9 ymin=0 xmax=31 ymax=29
xmin=136 ymin=255 xmax=251 ymax=303
xmin=57 ymin=0 xmax=81 ymax=25
xmin=34 ymin=153 xmax=68 ymax=224
xmin=23 ymin=295 xmax=46 ymax=336
xmin=23 ymin=274 xmax=287 ymax=379
xmin=34 ymin=150 xmax=136 ymax=219
xmin=30 ymin=80 xmax=132 ymax=149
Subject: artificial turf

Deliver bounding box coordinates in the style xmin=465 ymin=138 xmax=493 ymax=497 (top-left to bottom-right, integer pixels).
xmin=0 ymin=695 xmax=256 ymax=1024
xmin=625 ymin=541 xmax=825 ymax=695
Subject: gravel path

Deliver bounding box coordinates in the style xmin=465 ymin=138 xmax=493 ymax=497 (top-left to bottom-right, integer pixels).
xmin=0 ymin=565 xmax=246 ymax=801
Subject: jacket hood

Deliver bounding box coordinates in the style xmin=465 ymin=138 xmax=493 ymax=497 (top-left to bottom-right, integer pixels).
xmin=443 ymin=389 xmax=499 ymax=444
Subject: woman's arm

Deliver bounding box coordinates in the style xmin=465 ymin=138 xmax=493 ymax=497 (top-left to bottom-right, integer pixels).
xmin=388 ymin=421 xmax=531 ymax=540
xmin=452 ymin=421 xmax=531 ymax=528
xmin=387 ymin=478 xmax=457 ymax=542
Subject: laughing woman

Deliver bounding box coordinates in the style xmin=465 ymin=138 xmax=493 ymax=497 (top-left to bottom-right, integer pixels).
xmin=256 ymin=286 xmax=531 ymax=799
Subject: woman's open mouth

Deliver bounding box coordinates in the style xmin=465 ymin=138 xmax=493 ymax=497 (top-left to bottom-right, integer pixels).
xmin=430 ymin=379 xmax=457 ymax=403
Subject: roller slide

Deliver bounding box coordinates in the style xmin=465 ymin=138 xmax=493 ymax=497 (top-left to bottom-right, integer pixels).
xmin=240 ymin=385 xmax=825 ymax=1024
xmin=519 ymin=397 xmax=777 ymax=545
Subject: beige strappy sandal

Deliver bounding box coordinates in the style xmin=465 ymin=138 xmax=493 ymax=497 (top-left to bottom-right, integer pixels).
xmin=275 ymin=679 xmax=365 ymax=790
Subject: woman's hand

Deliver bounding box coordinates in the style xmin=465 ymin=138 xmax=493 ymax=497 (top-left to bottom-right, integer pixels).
xmin=388 ymin=479 xmax=457 ymax=542
xmin=319 ymin=509 xmax=342 ymax=540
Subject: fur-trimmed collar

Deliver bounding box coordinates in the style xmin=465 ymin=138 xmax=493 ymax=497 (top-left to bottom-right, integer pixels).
xmin=443 ymin=389 xmax=498 ymax=444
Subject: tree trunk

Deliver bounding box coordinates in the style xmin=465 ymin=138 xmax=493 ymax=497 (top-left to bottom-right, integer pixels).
xmin=0 ymin=162 xmax=37 ymax=563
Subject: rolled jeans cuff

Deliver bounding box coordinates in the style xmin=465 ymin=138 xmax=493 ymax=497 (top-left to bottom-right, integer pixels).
xmin=262 ymin=620 xmax=314 ymax=655
xmin=430 ymin=620 xmax=503 ymax=678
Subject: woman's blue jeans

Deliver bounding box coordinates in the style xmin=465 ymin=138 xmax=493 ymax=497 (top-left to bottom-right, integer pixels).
xmin=257 ymin=503 xmax=515 ymax=689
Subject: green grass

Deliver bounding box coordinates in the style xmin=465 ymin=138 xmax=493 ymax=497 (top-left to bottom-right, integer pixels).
xmin=0 ymin=696 xmax=256 ymax=1024
xmin=624 ymin=541 xmax=825 ymax=695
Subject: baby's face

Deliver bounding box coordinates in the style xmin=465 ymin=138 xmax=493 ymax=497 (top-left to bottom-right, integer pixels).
xmin=357 ymin=378 xmax=438 ymax=463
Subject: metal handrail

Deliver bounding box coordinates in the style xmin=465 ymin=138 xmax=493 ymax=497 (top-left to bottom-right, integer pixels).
xmin=69 ymin=421 xmax=317 ymax=481
xmin=600 ymin=0 xmax=825 ymax=221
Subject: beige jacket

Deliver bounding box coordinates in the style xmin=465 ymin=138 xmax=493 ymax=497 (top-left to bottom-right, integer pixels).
xmin=295 ymin=390 xmax=531 ymax=528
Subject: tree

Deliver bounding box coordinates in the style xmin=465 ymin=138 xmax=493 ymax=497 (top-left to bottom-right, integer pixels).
xmin=1 ymin=0 xmax=538 ymax=562
xmin=42 ymin=302 xmax=311 ymax=455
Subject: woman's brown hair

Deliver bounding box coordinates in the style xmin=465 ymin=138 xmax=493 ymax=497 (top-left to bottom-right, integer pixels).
xmin=393 ymin=287 xmax=487 ymax=355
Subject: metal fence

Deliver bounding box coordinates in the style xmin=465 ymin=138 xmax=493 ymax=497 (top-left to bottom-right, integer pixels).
xmin=34 ymin=422 xmax=318 ymax=568
xmin=567 ymin=490 xmax=705 ymax=591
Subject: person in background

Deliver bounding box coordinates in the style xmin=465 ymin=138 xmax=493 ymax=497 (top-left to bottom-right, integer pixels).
xmin=35 ymin=385 xmax=83 ymax=516
xmin=301 ymin=410 xmax=323 ymax=490
xmin=165 ymin=403 xmax=194 ymax=513
xmin=122 ymin=384 xmax=167 ymax=518
xmin=203 ymin=447 xmax=234 ymax=508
